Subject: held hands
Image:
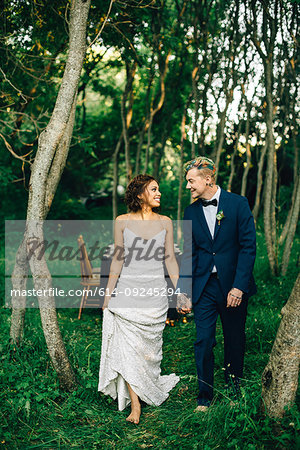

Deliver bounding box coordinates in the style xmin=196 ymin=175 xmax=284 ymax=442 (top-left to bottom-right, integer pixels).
xmin=176 ymin=293 xmax=192 ymax=315
xmin=227 ymin=288 xmax=243 ymax=308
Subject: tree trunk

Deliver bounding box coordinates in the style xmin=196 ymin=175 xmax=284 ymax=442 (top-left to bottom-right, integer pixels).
xmin=227 ymin=120 xmax=242 ymax=192
xmin=279 ymin=126 xmax=299 ymax=245
xmin=44 ymin=95 xmax=77 ymax=215
xmin=135 ymin=127 xmax=147 ymax=176
xmin=112 ymin=134 xmax=123 ymax=219
xmin=248 ymin=0 xmax=278 ymax=272
xmin=263 ymin=60 xmax=277 ymax=275
xmin=9 ymin=236 xmax=28 ymax=345
xmin=144 ymin=51 xmax=171 ymax=173
xmin=121 ymin=61 xmax=137 ymax=181
xmin=281 ymin=175 xmax=300 ymax=276
xmin=241 ymin=105 xmax=251 ymax=197
xmin=261 ymin=274 xmax=300 ymax=418
xmin=252 ymin=142 xmax=267 ymax=223
xmin=144 ymin=114 xmax=154 ymax=174
xmin=152 ymin=137 xmax=167 ymax=181
xmin=191 ymin=66 xmax=199 ymax=158
xmin=9 ymin=0 xmax=91 ymax=390
xmin=213 ymin=69 xmax=236 ymax=179
xmin=177 ymin=95 xmax=191 ymax=241
xmin=27 ymin=220 xmax=77 ymax=391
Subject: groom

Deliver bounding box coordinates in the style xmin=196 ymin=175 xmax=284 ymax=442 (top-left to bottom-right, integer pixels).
xmin=177 ymin=156 xmax=256 ymax=411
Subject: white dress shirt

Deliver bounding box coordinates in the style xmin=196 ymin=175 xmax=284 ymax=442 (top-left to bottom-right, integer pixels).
xmin=202 ymin=186 xmax=221 ymax=273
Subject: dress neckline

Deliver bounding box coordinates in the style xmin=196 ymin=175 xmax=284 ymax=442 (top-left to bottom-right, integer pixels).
xmin=124 ymin=227 xmax=166 ymax=242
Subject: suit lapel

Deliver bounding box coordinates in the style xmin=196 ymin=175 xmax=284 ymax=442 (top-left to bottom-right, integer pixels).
xmin=195 ymin=199 xmax=213 ymax=242
xmin=214 ymin=188 xmax=228 ymax=240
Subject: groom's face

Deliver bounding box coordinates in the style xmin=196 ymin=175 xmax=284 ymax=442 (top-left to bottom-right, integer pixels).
xmin=186 ymin=168 xmax=208 ymax=199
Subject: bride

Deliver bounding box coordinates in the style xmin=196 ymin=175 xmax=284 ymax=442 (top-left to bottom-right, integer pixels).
xmin=98 ymin=174 xmax=180 ymax=424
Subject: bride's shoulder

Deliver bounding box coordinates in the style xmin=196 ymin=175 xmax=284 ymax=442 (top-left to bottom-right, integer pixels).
xmin=115 ymin=213 xmax=130 ymax=222
xmin=158 ymin=214 xmax=172 ymax=222
xmin=115 ymin=214 xmax=130 ymax=230
xmin=158 ymin=214 xmax=173 ymax=230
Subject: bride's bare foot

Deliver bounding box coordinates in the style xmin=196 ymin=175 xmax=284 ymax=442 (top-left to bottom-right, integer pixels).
xmin=125 ymin=382 xmax=141 ymax=424
xmin=126 ymin=402 xmax=141 ymax=424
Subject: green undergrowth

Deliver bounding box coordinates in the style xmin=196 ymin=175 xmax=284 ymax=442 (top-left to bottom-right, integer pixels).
xmin=0 ymin=234 xmax=299 ymax=449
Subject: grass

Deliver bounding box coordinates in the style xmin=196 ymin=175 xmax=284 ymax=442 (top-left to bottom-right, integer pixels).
xmin=0 ymin=233 xmax=299 ymax=449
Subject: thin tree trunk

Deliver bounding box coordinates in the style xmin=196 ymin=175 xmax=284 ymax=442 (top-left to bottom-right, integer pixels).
xmin=241 ymin=105 xmax=251 ymax=196
xmin=135 ymin=127 xmax=147 ymax=176
xmin=281 ymin=176 xmax=300 ymax=276
xmin=113 ymin=69 xmax=136 ymax=216
xmin=279 ymin=175 xmax=299 ymax=246
xmin=144 ymin=114 xmax=154 ymax=174
xmin=214 ymin=0 xmax=240 ymax=180
xmin=214 ymin=106 xmax=229 ymax=181
xmin=252 ymin=143 xmax=267 ymax=222
xmin=112 ymin=134 xmax=123 ymax=219
xmin=121 ymin=61 xmax=137 ymax=181
xmin=248 ymin=0 xmax=278 ymax=273
xmin=263 ymin=60 xmax=277 ymax=275
xmin=279 ymin=126 xmax=299 ymax=244
xmin=191 ymin=66 xmax=199 ymax=158
xmin=144 ymin=50 xmax=171 ymax=173
xmin=261 ymin=274 xmax=300 ymax=417
xmin=152 ymin=136 xmax=167 ymax=181
xmin=177 ymin=95 xmax=192 ymax=241
xmin=272 ymin=149 xmax=278 ymax=264
xmin=227 ymin=121 xmax=242 ymax=192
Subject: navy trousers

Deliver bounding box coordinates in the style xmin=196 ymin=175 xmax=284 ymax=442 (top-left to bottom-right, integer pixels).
xmin=193 ymin=274 xmax=248 ymax=406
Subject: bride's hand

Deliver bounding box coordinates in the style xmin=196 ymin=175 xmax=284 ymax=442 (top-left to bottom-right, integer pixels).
xmin=176 ymin=293 xmax=192 ymax=314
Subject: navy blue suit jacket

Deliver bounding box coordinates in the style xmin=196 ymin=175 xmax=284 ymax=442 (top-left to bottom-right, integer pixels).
xmin=177 ymin=188 xmax=256 ymax=304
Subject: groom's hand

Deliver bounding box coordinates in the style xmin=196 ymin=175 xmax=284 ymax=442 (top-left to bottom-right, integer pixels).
xmin=177 ymin=293 xmax=192 ymax=314
xmin=227 ymin=288 xmax=243 ymax=308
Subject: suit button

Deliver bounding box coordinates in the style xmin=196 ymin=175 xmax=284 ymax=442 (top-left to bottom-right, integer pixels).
xmin=213 ymin=252 xmax=216 ymax=256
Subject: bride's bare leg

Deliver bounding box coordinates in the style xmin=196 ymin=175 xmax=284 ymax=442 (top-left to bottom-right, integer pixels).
xmin=126 ymin=383 xmax=141 ymax=424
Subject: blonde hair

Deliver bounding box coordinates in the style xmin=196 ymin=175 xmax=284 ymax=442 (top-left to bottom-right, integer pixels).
xmin=184 ymin=156 xmax=216 ymax=180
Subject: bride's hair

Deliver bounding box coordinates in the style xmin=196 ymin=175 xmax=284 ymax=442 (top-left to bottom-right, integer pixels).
xmin=125 ymin=174 xmax=159 ymax=212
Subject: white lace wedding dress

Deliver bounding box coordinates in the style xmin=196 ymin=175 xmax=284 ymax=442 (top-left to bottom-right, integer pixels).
xmin=98 ymin=226 xmax=180 ymax=410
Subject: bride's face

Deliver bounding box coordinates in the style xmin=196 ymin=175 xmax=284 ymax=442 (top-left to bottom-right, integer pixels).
xmin=139 ymin=181 xmax=161 ymax=208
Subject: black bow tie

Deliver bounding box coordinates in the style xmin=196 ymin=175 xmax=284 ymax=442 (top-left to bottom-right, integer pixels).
xmin=200 ymin=198 xmax=218 ymax=207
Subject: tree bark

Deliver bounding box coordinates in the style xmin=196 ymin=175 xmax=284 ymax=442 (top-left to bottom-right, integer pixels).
xmin=261 ymin=274 xmax=300 ymax=418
